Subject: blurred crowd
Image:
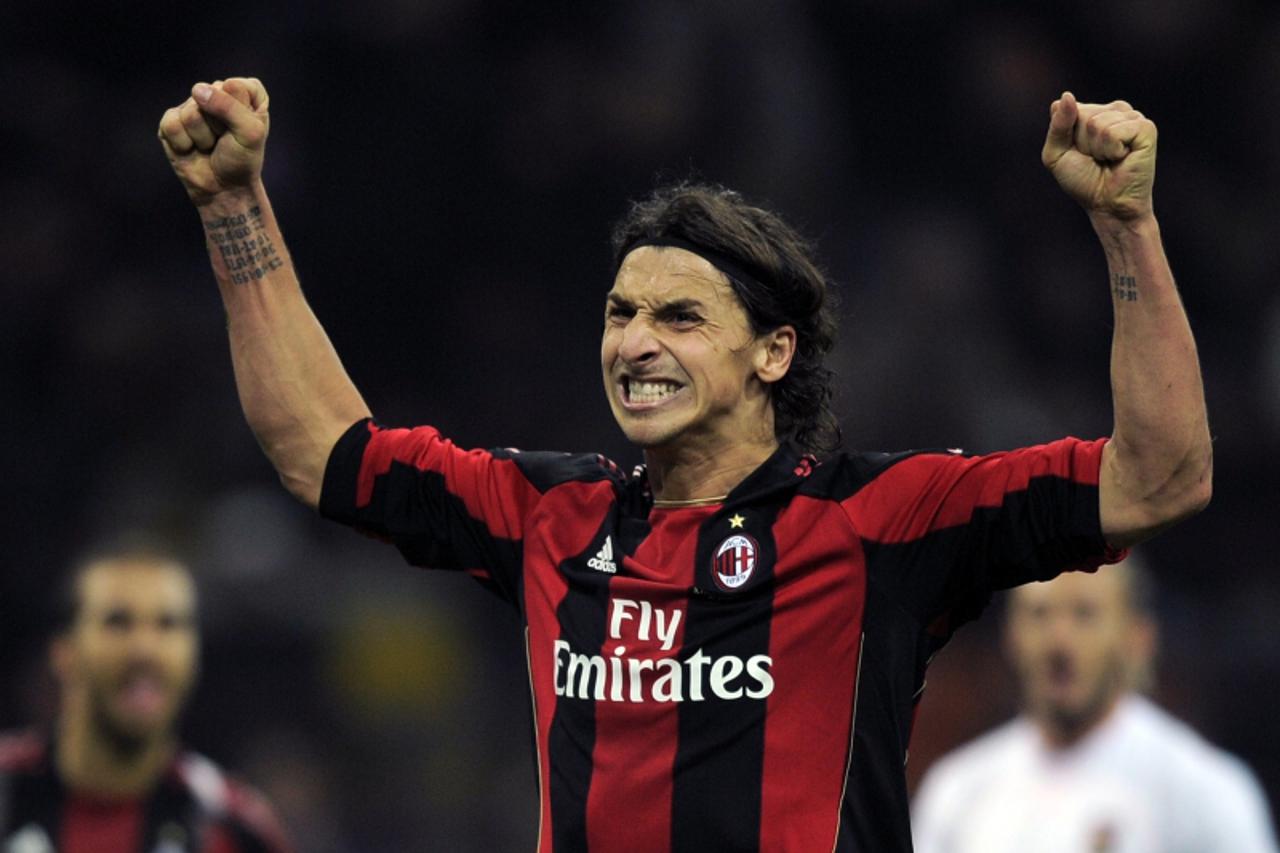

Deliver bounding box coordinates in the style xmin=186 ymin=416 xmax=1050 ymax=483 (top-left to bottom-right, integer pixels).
xmin=3 ymin=1 xmax=1278 ymax=849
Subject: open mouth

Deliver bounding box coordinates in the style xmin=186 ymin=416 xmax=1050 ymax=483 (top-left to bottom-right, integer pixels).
xmin=1046 ymin=655 xmax=1076 ymax=691
xmin=116 ymin=671 xmax=170 ymax=717
xmin=622 ymin=376 xmax=684 ymax=408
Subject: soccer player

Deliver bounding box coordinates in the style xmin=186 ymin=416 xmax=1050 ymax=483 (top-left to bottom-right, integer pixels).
xmin=911 ymin=557 xmax=1277 ymax=852
xmin=0 ymin=548 xmax=292 ymax=853
xmin=158 ymin=77 xmax=1212 ymax=851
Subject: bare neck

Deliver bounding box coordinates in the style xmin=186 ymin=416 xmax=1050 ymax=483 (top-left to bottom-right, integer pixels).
xmin=644 ymin=435 xmax=779 ymax=503
xmin=56 ymin=701 xmax=174 ymax=798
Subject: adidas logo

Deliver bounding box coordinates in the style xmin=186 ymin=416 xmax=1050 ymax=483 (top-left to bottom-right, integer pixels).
xmin=587 ymin=536 xmax=618 ymax=574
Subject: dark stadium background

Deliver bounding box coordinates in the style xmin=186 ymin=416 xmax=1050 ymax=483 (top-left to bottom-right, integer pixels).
xmin=3 ymin=2 xmax=1278 ymax=849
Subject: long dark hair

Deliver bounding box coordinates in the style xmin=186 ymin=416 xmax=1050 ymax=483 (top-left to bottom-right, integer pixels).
xmin=611 ymin=182 xmax=841 ymax=456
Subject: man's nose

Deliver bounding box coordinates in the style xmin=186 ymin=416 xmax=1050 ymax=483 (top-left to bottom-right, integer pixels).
xmin=618 ymin=317 xmax=661 ymax=365
xmin=125 ymin=623 xmax=168 ymax=657
xmin=1045 ymin=612 xmax=1079 ymax=646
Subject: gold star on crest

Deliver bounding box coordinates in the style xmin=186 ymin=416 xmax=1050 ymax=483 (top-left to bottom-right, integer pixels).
xmin=729 ymin=514 xmax=746 ymax=529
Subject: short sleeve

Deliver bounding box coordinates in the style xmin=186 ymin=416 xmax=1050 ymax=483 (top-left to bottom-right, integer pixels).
xmin=319 ymin=419 xmax=545 ymax=604
xmin=846 ymin=437 xmax=1126 ymax=631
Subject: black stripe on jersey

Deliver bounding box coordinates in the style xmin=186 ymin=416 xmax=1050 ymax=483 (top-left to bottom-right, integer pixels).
xmin=364 ymin=462 xmax=527 ymax=605
xmin=219 ymin=818 xmax=278 ymax=853
xmin=832 ymin=575 xmax=919 ymax=853
xmin=142 ymin=777 xmax=199 ymax=851
xmin=0 ymin=765 xmax=11 ymax=832
xmin=547 ymin=522 xmax=616 ymax=852
xmin=669 ymin=500 xmax=783 ymax=853
xmin=3 ymin=769 xmax=62 ymax=841
xmin=500 ymin=449 xmax=624 ymax=495
xmin=614 ymin=503 xmax=652 ymax=561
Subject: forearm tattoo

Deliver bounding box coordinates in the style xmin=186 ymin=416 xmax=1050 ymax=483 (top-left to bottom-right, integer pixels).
xmin=1112 ymin=273 xmax=1138 ymax=302
xmin=205 ymin=205 xmax=284 ymax=285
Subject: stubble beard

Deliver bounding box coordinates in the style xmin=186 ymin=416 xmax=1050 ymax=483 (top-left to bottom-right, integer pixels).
xmin=1034 ymin=658 xmax=1127 ymax=746
xmin=85 ymin=679 xmax=172 ymax=759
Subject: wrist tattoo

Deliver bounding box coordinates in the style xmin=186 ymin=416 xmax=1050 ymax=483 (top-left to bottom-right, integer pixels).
xmin=1111 ymin=273 xmax=1138 ymax=302
xmin=205 ymin=205 xmax=284 ymax=285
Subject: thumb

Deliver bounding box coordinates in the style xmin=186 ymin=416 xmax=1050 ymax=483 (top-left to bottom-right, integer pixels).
xmin=193 ymin=82 xmax=266 ymax=149
xmin=1041 ymin=90 xmax=1078 ymax=166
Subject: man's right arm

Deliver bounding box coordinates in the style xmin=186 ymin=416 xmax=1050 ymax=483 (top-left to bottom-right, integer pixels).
xmin=159 ymin=78 xmax=370 ymax=508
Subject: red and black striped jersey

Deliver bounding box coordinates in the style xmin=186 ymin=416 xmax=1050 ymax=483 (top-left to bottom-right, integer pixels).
xmin=0 ymin=731 xmax=291 ymax=853
xmin=320 ymin=419 xmax=1122 ymax=852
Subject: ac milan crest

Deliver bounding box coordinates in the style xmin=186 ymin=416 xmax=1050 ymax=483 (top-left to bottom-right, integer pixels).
xmin=712 ymin=534 xmax=758 ymax=592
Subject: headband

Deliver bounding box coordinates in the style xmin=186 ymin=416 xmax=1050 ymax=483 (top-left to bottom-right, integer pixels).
xmin=621 ymin=236 xmax=772 ymax=293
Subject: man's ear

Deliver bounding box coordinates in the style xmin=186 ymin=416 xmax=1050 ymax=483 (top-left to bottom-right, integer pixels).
xmin=756 ymin=325 xmax=796 ymax=384
xmin=1125 ymin=615 xmax=1159 ymax=692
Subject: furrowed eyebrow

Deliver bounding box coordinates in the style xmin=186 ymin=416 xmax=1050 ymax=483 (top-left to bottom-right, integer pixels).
xmin=604 ymin=294 xmax=705 ymax=315
xmin=654 ymin=299 xmax=704 ymax=314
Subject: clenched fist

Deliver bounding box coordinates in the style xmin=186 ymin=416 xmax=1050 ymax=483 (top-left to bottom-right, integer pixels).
xmin=1041 ymin=92 xmax=1156 ymax=223
xmin=159 ymin=77 xmax=269 ymax=205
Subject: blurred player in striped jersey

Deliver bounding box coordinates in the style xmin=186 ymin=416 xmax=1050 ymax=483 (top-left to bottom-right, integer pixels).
xmin=0 ymin=547 xmax=291 ymax=853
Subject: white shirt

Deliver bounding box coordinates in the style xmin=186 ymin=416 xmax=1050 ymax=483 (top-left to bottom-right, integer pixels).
xmin=911 ymin=695 xmax=1277 ymax=853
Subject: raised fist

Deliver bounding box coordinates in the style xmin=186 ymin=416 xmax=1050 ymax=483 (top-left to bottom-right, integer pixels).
xmin=1041 ymin=92 xmax=1157 ymax=223
xmin=159 ymin=77 xmax=269 ymax=205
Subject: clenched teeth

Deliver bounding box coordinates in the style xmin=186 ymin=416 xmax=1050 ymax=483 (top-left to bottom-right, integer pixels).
xmin=628 ymin=380 xmax=682 ymax=404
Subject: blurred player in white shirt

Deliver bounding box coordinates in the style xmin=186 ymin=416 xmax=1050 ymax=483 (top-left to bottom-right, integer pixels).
xmin=911 ymin=556 xmax=1277 ymax=853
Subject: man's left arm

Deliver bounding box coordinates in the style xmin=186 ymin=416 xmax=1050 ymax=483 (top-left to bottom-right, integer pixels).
xmin=1042 ymin=92 xmax=1212 ymax=548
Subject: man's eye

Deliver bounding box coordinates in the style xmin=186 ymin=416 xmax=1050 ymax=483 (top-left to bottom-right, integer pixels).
xmin=606 ymin=307 xmax=633 ymax=322
xmin=1023 ymin=605 xmax=1049 ymax=623
xmin=103 ymin=610 xmax=133 ymax=631
xmin=671 ymin=312 xmax=701 ymax=325
xmin=1073 ymin=605 xmax=1099 ymax=624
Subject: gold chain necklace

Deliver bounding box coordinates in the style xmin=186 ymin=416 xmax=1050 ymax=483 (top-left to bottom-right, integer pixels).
xmin=651 ymin=494 xmax=729 ymax=508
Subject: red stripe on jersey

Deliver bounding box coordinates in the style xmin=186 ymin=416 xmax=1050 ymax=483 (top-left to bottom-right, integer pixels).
xmin=61 ymin=796 xmax=143 ymax=853
xmin=523 ymin=484 xmax=618 ymax=853
xmin=584 ymin=508 xmax=705 ymax=851
xmin=222 ymin=779 xmax=295 ymax=853
xmin=205 ymin=824 xmax=239 ymax=853
xmin=0 ymin=731 xmax=44 ymax=771
xmin=843 ymin=438 xmax=1108 ymax=544
xmin=355 ymin=423 xmax=542 ymax=540
xmin=759 ymin=497 xmax=866 ymax=850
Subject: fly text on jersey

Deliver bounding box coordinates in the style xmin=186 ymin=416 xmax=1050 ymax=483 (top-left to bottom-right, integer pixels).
xmin=552 ymin=598 xmax=775 ymax=703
